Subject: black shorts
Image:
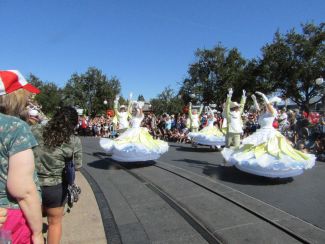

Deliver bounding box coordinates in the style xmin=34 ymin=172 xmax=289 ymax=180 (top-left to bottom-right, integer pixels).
xmin=41 ymin=183 xmax=68 ymax=208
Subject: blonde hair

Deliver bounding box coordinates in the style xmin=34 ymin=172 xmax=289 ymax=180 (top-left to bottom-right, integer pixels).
xmin=0 ymin=89 xmax=31 ymax=120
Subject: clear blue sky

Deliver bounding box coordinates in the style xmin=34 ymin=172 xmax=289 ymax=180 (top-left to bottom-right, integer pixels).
xmin=0 ymin=0 xmax=323 ymax=99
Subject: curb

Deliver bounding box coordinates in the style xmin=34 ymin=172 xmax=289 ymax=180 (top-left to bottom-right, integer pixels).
xmin=80 ymin=168 xmax=122 ymax=244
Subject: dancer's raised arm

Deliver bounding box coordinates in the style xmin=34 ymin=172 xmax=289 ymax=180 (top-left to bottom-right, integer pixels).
xmin=225 ymin=88 xmax=233 ymax=120
xmin=114 ymin=95 xmax=120 ymax=116
xmin=255 ymin=91 xmax=276 ymax=115
xmin=127 ymin=92 xmax=133 ymax=115
xmin=251 ymin=94 xmax=260 ymax=112
xmin=198 ymin=104 xmax=204 ymax=116
xmin=239 ymin=89 xmax=247 ymax=114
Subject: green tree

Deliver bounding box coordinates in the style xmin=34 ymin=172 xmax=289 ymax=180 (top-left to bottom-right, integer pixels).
xmin=179 ymin=45 xmax=248 ymax=106
xmin=63 ymin=67 xmax=121 ymax=116
xmin=137 ymin=94 xmax=145 ymax=101
xmin=27 ymin=74 xmax=62 ymax=116
xmin=260 ymin=22 xmax=325 ymax=110
xmin=150 ymin=86 xmax=184 ymax=115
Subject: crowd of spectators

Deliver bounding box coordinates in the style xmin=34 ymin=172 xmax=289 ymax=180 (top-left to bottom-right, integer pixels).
xmin=242 ymin=108 xmax=325 ymax=161
xmin=78 ymin=107 xmax=325 ymax=162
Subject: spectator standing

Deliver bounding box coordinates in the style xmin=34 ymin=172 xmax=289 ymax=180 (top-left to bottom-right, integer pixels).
xmin=32 ymin=107 xmax=82 ymax=244
xmin=80 ymin=115 xmax=88 ymax=136
xmin=0 ymin=70 xmax=43 ymax=244
xmin=278 ymin=108 xmax=289 ymax=134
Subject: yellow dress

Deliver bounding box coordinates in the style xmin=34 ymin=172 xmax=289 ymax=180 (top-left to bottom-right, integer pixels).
xmin=222 ymin=112 xmax=315 ymax=178
xmin=188 ymin=119 xmax=225 ymax=147
xmin=100 ymin=115 xmax=168 ymax=162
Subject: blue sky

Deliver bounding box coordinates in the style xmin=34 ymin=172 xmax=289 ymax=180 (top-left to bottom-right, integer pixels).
xmin=0 ymin=0 xmax=323 ymax=99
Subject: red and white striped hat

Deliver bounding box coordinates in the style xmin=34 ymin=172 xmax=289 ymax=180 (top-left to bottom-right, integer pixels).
xmin=0 ymin=70 xmax=40 ymax=96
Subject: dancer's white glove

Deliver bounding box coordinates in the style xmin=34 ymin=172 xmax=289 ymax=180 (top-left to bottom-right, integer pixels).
xmin=251 ymin=94 xmax=260 ymax=111
xmin=129 ymin=92 xmax=133 ymax=100
xmin=114 ymin=95 xmax=119 ymax=104
xmin=256 ymin=91 xmax=269 ymax=104
xmin=227 ymin=88 xmax=233 ymax=97
xmin=242 ymin=89 xmax=246 ymax=98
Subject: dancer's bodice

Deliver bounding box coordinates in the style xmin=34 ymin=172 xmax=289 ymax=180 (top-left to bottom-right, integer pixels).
xmin=207 ymin=118 xmax=215 ymax=127
xmin=119 ymin=112 xmax=129 ymax=128
xmin=258 ymin=112 xmax=276 ymax=128
xmin=131 ymin=116 xmax=143 ymax=128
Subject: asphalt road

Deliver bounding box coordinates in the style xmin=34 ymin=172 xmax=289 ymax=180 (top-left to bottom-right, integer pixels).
xmin=81 ymin=137 xmax=325 ymax=231
xmin=159 ymin=142 xmax=325 ymax=230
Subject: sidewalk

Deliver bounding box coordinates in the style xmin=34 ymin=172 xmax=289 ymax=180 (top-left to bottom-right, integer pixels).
xmin=61 ymin=171 xmax=107 ymax=244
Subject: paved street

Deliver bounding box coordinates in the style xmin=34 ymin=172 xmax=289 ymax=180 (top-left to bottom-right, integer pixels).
xmin=81 ymin=137 xmax=325 ymax=243
xmin=158 ymin=143 xmax=325 ymax=230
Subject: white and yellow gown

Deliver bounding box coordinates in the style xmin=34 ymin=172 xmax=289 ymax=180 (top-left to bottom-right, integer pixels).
xmin=100 ymin=114 xmax=169 ymax=162
xmin=188 ymin=118 xmax=225 ymax=147
xmin=222 ymin=111 xmax=315 ymax=178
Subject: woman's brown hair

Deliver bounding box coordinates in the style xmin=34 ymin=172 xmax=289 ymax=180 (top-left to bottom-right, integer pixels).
xmin=0 ymin=89 xmax=31 ymax=120
xmin=43 ymin=106 xmax=79 ymax=148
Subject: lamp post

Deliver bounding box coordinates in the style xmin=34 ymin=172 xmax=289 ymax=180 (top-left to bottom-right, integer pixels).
xmin=315 ymin=77 xmax=324 ymax=85
xmin=190 ymin=93 xmax=196 ymax=102
xmin=103 ymin=99 xmax=108 ymax=116
xmin=316 ymin=77 xmax=325 ymax=113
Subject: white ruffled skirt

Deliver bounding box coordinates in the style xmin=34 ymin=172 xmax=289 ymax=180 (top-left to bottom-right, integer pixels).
xmin=100 ymin=127 xmax=169 ymax=162
xmin=188 ymin=126 xmax=225 ymax=147
xmin=221 ymin=128 xmax=315 ymax=178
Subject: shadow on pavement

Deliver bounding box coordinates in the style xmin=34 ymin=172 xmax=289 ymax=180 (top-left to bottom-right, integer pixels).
xmin=87 ymin=152 xmax=156 ymax=170
xmin=175 ymin=146 xmax=216 ymax=153
xmin=202 ymin=164 xmax=293 ymax=185
xmin=173 ymin=158 xmax=218 ymax=168
xmin=93 ymin=151 xmax=112 ymax=157
xmin=88 ymin=158 xmax=116 ymax=170
xmin=172 ymin=158 xmax=293 ymax=185
xmin=120 ymin=161 xmax=156 ymax=169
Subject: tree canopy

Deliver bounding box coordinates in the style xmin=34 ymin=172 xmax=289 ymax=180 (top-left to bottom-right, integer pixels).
xmin=178 ymin=22 xmax=324 ymax=111
xmin=179 ymin=45 xmax=250 ymax=105
xmin=28 ymin=22 xmax=324 ymax=116
xmin=27 ymin=74 xmax=62 ymax=116
xmin=260 ymin=22 xmax=325 ymax=110
xmin=63 ymin=67 xmax=121 ymax=116
xmin=150 ymin=86 xmax=184 ymax=115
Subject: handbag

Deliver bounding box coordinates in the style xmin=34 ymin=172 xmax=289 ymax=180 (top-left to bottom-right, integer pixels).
xmin=65 ymin=160 xmax=75 ymax=186
xmin=64 ymin=145 xmax=81 ymax=209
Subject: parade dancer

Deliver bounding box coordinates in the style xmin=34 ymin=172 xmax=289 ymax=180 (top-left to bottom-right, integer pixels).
xmin=188 ymin=102 xmax=204 ymax=133
xmin=188 ymin=106 xmax=225 ymax=148
xmin=100 ymin=100 xmax=169 ymax=162
xmin=221 ymin=92 xmax=315 ymax=178
xmin=225 ymin=88 xmax=247 ymax=148
xmin=113 ymin=93 xmax=132 ymax=133
xmin=188 ymin=102 xmax=203 ymax=147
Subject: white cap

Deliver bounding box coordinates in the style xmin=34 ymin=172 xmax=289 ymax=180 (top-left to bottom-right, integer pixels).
xmin=230 ymin=102 xmax=240 ymax=108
